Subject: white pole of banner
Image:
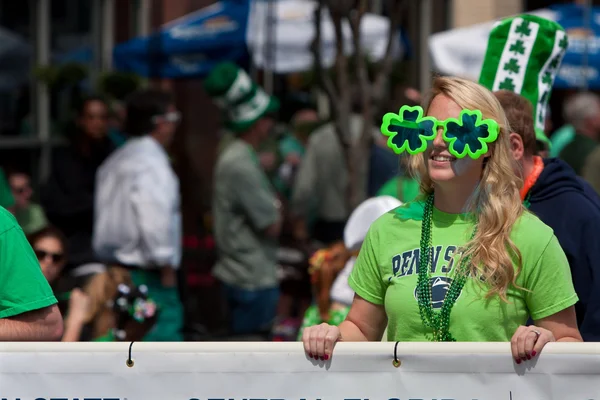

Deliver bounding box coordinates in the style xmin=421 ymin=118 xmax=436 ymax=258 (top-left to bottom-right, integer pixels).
xmin=0 ymin=342 xmax=598 ymax=355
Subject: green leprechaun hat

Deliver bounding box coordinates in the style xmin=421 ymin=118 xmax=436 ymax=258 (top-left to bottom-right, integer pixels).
xmin=479 ymin=14 xmax=569 ymax=148
xmin=204 ymin=62 xmax=280 ymax=133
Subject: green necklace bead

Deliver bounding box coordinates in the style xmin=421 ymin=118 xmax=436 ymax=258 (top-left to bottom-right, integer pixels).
xmin=415 ymin=193 xmax=477 ymax=342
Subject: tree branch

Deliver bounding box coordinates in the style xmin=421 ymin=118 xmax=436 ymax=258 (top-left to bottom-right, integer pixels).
xmin=349 ymin=0 xmax=371 ymax=147
xmin=329 ymin=4 xmax=351 ymax=148
xmin=372 ymin=0 xmax=407 ymax=109
xmin=311 ymin=0 xmax=338 ymax=111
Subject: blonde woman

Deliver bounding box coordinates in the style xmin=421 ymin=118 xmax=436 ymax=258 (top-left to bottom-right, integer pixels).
xmin=302 ymin=77 xmax=582 ymax=365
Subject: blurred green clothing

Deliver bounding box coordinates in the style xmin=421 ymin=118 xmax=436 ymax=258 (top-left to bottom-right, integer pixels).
xmin=559 ymin=133 xmax=598 ymax=176
xmin=550 ymin=124 xmax=575 ymax=158
xmin=129 ymin=269 xmax=183 ymax=341
xmin=376 ymin=176 xmax=420 ymax=203
xmin=0 ymin=169 xmax=14 ymax=209
xmin=273 ymin=133 xmax=305 ymax=199
xmin=279 ymin=134 xmax=305 ymax=158
xmin=14 ymin=203 xmax=48 ymax=235
xmin=217 ymin=131 xmax=236 ymax=155
xmin=291 ymin=115 xmax=372 ymax=222
xmin=213 ymin=139 xmax=280 ymax=290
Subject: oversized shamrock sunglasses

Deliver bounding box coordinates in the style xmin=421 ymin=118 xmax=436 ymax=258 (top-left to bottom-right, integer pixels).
xmin=380 ymin=105 xmax=500 ymax=160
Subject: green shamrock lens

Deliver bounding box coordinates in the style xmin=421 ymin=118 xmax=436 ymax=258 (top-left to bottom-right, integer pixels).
xmin=441 ymin=109 xmax=499 ymax=159
xmin=381 ymin=105 xmax=436 ymax=155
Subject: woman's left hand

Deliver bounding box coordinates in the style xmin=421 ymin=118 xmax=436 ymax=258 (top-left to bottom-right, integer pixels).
xmin=510 ymin=325 xmax=555 ymax=364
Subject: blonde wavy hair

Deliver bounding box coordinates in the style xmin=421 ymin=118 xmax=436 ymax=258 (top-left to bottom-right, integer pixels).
xmin=83 ymin=267 xmax=133 ymax=339
xmin=409 ymin=76 xmax=525 ymax=301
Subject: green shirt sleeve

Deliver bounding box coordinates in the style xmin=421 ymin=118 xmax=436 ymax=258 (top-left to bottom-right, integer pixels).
xmin=0 ymin=221 xmax=57 ymax=319
xmin=348 ymin=223 xmax=387 ymax=305
xmin=232 ymin=162 xmax=279 ymax=231
xmin=523 ymin=234 xmax=579 ymax=321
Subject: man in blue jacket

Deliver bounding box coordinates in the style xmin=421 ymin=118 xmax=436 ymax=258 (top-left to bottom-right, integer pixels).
xmin=496 ymin=90 xmax=600 ymax=341
xmin=480 ymin=14 xmax=600 ymax=340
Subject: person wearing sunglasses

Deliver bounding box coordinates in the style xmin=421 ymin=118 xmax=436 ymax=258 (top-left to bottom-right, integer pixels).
xmin=302 ymin=75 xmax=582 ymax=365
xmin=8 ymin=169 xmax=48 ymax=235
xmin=93 ymin=88 xmax=184 ymax=342
xmin=29 ymin=226 xmax=68 ymax=284
xmin=28 ymin=226 xmax=94 ymax=342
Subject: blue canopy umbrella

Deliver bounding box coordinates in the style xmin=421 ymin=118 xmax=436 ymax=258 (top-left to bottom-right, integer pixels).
xmin=113 ymin=0 xmax=251 ymax=78
xmin=551 ymin=3 xmax=600 ymax=89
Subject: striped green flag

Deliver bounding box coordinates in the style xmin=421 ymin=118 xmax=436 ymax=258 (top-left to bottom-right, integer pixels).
xmin=479 ymin=15 xmax=568 ymax=147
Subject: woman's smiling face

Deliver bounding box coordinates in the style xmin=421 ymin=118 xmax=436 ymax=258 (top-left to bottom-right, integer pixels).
xmin=425 ymin=94 xmax=487 ymax=184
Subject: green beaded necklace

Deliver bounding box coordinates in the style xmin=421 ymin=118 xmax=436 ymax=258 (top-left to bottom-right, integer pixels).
xmin=523 ymin=192 xmax=532 ymax=209
xmin=416 ymin=193 xmax=478 ymax=341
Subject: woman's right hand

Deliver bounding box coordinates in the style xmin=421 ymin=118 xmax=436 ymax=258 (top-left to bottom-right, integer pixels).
xmin=302 ymin=323 xmax=341 ymax=360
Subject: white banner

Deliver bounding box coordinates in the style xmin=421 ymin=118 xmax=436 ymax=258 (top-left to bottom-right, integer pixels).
xmin=1 ymin=342 xmax=600 ymax=400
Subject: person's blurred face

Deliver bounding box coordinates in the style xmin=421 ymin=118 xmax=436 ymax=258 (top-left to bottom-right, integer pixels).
xmin=156 ymin=104 xmax=181 ymax=146
xmin=78 ymin=100 xmax=109 ymax=140
xmin=292 ymin=109 xmax=319 ymax=141
xmin=34 ymin=236 xmax=66 ymax=284
xmin=9 ymin=173 xmax=32 ymax=209
xmin=255 ymin=116 xmax=275 ymax=142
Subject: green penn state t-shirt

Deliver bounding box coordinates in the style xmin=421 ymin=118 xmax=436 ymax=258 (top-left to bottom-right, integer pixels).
xmin=349 ymin=200 xmax=578 ymax=342
xmin=0 ymin=207 xmax=57 ymax=319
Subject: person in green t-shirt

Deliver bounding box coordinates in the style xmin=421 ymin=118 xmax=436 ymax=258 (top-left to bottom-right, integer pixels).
xmin=376 ymin=175 xmax=420 ymax=202
xmin=301 ymin=76 xmax=581 ymax=365
xmin=0 ymin=207 xmax=63 ymax=340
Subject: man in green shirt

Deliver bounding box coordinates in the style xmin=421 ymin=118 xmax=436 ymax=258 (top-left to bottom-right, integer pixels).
xmin=0 ymin=205 xmax=63 ymax=340
xmin=205 ymin=62 xmax=282 ymax=337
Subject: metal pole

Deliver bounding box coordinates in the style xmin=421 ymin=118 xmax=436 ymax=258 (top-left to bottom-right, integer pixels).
xmin=34 ymin=0 xmax=52 ymax=183
xmin=135 ymin=0 xmax=151 ymax=37
xmin=582 ymin=0 xmax=592 ymax=90
xmin=101 ymin=0 xmax=116 ymax=71
xmin=91 ymin=0 xmax=102 ymax=84
xmin=419 ymin=0 xmax=432 ymax=96
xmin=263 ymin=0 xmax=275 ymax=95
xmin=372 ymin=0 xmax=383 ymax=15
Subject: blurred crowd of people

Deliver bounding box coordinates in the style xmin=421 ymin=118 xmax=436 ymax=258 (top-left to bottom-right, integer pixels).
xmin=3 ymin=53 xmax=600 ymax=343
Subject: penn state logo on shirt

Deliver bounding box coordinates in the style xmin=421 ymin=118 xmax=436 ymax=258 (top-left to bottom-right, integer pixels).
xmin=413 ymin=276 xmax=461 ymax=309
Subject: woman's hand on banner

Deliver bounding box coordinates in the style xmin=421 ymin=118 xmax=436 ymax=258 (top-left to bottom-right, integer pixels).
xmin=510 ymin=325 xmax=554 ymax=364
xmin=302 ymin=323 xmax=341 ymax=361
